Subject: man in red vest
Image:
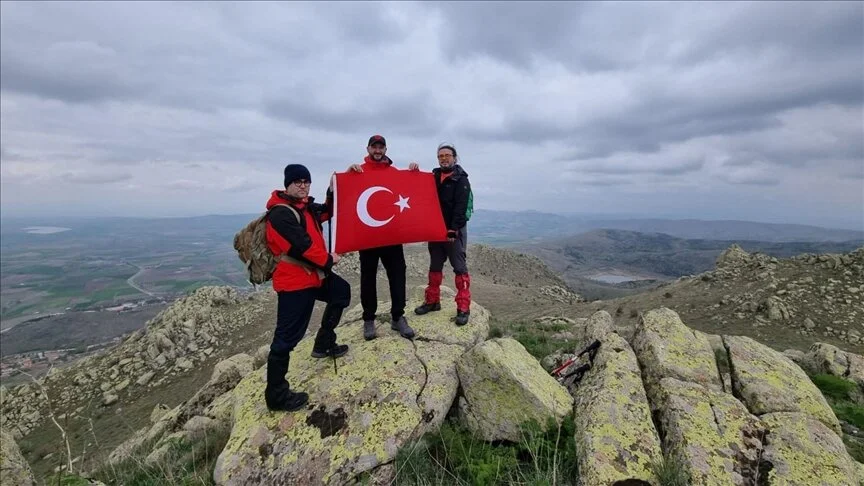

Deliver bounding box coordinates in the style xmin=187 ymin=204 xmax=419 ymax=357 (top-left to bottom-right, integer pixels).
xmin=263 ymin=164 xmax=350 ymax=412
xmin=347 ymin=135 xmax=419 ymax=341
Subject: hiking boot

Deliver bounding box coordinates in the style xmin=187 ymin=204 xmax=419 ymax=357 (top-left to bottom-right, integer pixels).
xmin=363 ymin=320 xmax=377 ymax=341
xmin=455 ymin=310 xmax=470 ymax=326
xmin=391 ymin=316 xmax=415 ymax=339
xmin=311 ymin=344 xmax=349 ymax=359
xmin=414 ymin=302 xmax=441 ymax=315
xmin=265 ymin=385 xmax=308 ymax=412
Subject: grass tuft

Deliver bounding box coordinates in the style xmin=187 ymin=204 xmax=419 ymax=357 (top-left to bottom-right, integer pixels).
xmin=394 ymin=415 xmax=578 ymax=486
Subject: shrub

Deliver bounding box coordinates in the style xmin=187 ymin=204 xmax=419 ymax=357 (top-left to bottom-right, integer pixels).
xmin=810 ymin=374 xmax=856 ymax=402
xmin=651 ymin=454 xmax=690 ymax=486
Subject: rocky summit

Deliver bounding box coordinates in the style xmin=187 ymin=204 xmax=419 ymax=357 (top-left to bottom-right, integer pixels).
xmin=2 ymin=246 xmax=863 ymax=485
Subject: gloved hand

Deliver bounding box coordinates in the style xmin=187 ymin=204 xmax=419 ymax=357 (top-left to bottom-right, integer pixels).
xmin=447 ymin=230 xmax=457 ymax=242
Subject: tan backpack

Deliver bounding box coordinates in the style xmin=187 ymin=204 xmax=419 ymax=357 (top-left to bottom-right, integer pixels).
xmin=233 ymin=204 xmax=325 ymax=286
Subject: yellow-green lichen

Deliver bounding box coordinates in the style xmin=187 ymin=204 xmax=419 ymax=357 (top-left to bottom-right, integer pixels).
xmin=633 ymin=308 xmax=722 ymax=403
xmin=655 ymin=377 xmax=765 ymax=485
xmin=760 ymin=412 xmax=858 ymax=486
xmin=724 ymin=335 xmax=841 ymax=435
xmin=214 ymin=299 xmax=488 ymax=485
xmin=574 ymin=333 xmax=662 ymax=485
xmin=457 ymin=338 xmax=573 ymax=442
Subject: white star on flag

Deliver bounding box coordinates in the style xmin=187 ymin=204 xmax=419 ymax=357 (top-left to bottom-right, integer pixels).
xmin=394 ymin=195 xmax=410 ymax=213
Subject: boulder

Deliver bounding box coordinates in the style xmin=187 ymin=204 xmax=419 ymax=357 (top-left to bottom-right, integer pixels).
xmin=723 ymin=336 xmax=841 ymax=435
xmin=803 ymin=342 xmax=864 ymax=388
xmin=213 ymin=293 xmax=489 ymax=485
xmin=632 ymin=308 xmax=722 ymax=404
xmin=571 ymin=330 xmax=662 ymax=485
xmin=456 ymin=338 xmax=573 ymax=443
xmin=653 ymin=378 xmax=765 ymax=485
xmin=759 ymin=412 xmax=860 ymax=485
xmin=1 ymin=428 xmax=35 ymax=486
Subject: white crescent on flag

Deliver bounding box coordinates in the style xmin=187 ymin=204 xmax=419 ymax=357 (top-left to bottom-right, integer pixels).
xmin=356 ymin=186 xmax=394 ymax=227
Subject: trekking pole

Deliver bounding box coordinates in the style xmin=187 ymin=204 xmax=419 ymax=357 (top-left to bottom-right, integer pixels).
xmin=328 ymin=177 xmax=338 ymax=376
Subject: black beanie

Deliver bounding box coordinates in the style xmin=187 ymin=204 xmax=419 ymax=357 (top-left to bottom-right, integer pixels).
xmin=283 ymin=164 xmax=311 ymax=187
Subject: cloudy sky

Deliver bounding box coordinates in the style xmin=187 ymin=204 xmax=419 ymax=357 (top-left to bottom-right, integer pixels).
xmin=1 ymin=1 xmax=862 ymax=229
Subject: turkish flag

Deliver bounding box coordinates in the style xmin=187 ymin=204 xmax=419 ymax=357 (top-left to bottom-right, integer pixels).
xmin=332 ymin=169 xmax=448 ymax=253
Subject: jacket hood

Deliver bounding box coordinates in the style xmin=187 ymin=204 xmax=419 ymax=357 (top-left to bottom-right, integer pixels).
xmin=266 ymin=190 xmax=313 ymax=210
xmin=363 ymin=155 xmax=394 ymax=167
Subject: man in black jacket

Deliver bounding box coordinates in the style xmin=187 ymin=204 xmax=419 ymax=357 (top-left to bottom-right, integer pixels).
xmin=414 ymin=143 xmax=472 ymax=325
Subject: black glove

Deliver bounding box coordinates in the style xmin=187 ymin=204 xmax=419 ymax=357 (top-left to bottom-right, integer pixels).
xmin=447 ymin=230 xmax=457 ymax=239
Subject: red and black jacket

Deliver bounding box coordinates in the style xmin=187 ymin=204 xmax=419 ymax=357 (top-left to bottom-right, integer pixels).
xmin=264 ymin=190 xmax=333 ymax=292
xmin=432 ymin=164 xmax=471 ymax=232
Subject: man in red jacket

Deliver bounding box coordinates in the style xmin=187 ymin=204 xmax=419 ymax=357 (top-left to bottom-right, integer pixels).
xmin=263 ymin=164 xmax=350 ymax=412
xmin=347 ymin=135 xmax=419 ymax=341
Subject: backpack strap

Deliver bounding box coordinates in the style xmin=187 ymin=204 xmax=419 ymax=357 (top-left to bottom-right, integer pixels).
xmin=268 ymin=203 xmax=326 ymax=279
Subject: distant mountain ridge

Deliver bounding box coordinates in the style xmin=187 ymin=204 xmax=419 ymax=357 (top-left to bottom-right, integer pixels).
xmin=4 ymin=209 xmax=861 ymax=244
xmin=467 ymin=210 xmax=864 ymax=244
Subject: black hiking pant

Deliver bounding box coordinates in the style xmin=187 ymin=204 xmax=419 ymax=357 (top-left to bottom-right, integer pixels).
xmin=359 ymin=244 xmax=406 ymax=321
xmin=267 ymin=273 xmax=351 ymax=389
xmin=428 ymin=226 xmax=468 ymax=275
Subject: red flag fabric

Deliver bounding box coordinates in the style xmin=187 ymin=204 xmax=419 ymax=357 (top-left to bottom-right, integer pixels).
xmin=332 ymin=169 xmax=448 ymax=253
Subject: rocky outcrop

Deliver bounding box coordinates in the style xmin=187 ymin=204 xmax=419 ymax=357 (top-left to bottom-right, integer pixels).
xmin=702 ymin=245 xmax=864 ymax=347
xmin=213 ymin=287 xmax=489 ymax=485
xmin=570 ymin=311 xmax=662 ymax=485
xmin=760 ymin=412 xmax=860 ymax=485
xmin=109 ymin=352 xmax=255 ymax=465
xmin=0 ymin=384 xmax=43 ymax=439
xmin=1 ymin=428 xmax=35 ymax=486
xmin=632 ymin=307 xmax=723 ymax=404
xmin=456 ymin=338 xmax=573 ymax=443
xmin=654 ymin=377 xmax=765 ymax=485
xmin=2 ymin=286 xmax=268 ymax=440
xmin=799 ymin=342 xmax=864 ymax=389
xmin=723 ymin=335 xmax=841 ymax=435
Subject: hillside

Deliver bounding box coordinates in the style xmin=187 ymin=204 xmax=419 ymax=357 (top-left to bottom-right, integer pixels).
xmin=3 ymin=242 xmax=863 ymax=484
xmin=580 ymin=245 xmax=864 ymax=354
xmin=3 ymin=243 xmax=580 ymax=481
xmin=518 ymin=229 xmax=864 ymax=300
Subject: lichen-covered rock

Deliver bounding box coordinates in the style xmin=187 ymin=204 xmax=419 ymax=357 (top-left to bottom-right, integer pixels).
xmin=759 ymin=412 xmax=859 ymax=485
xmin=803 ymin=342 xmax=864 ymax=389
xmin=572 ymin=330 xmax=662 ymax=485
xmin=214 ymin=296 xmax=489 ymax=485
xmin=1 ymin=428 xmax=35 ymax=486
xmin=632 ymin=308 xmax=722 ymax=405
xmin=698 ymin=331 xmax=733 ymax=394
xmin=653 ymin=377 xmax=765 ymax=485
xmin=109 ymin=353 xmax=255 ymax=465
xmin=456 ymin=338 xmax=573 ymax=443
xmin=580 ymin=310 xmax=613 ymax=347
xmin=723 ymin=336 xmax=841 ymax=435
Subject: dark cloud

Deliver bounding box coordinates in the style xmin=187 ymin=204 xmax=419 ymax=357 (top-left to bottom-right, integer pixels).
xmin=573 ymin=159 xmax=704 ymax=176
xmin=263 ymin=92 xmax=442 ymax=137
xmin=0 ymin=47 xmax=141 ymax=104
xmin=0 ymin=1 xmax=860 ymax=228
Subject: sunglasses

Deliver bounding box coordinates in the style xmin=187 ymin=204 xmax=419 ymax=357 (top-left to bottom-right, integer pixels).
xmin=291 ymin=179 xmax=311 ymax=187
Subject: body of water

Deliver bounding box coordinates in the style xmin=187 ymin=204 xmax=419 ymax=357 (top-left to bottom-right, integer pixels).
xmin=587 ymin=274 xmax=642 ymax=284
xmin=23 ymin=226 xmax=72 ymax=234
